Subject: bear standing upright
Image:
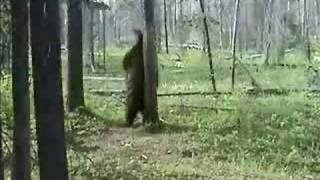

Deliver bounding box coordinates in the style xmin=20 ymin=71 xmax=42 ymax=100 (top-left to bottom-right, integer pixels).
xmin=122 ymin=29 xmax=145 ymax=126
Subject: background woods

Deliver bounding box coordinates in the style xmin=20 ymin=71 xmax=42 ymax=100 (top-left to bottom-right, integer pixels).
xmin=1 ymin=0 xmax=320 ymax=179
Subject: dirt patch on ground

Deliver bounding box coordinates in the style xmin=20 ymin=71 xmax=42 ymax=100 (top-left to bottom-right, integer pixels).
xmin=77 ymin=124 xmax=302 ymax=180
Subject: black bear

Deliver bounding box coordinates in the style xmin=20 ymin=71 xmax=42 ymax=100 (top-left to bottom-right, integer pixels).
xmin=122 ymin=29 xmax=145 ymax=126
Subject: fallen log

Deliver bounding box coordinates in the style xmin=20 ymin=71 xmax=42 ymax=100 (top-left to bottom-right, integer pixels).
xmin=158 ymin=91 xmax=232 ymax=97
xmin=83 ymin=76 xmax=125 ymax=81
xmin=89 ymin=89 xmax=125 ymax=96
xmin=89 ymin=88 xmax=320 ymax=97
xmin=167 ymin=104 xmax=235 ymax=112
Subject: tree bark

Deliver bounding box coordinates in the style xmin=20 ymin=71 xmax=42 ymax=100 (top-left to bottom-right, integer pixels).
xmin=163 ymin=0 xmax=169 ymax=54
xmin=174 ymin=0 xmax=177 ymax=36
xmin=315 ymin=0 xmax=319 ymax=39
xmin=218 ymin=0 xmax=224 ymax=49
xmin=305 ymin=0 xmax=311 ymax=63
xmin=0 ymin=112 xmax=3 ymax=180
xmin=103 ymin=10 xmax=107 ymax=72
xmin=231 ymin=0 xmax=240 ymax=90
xmin=264 ymin=0 xmax=273 ymax=65
xmin=178 ymin=0 xmax=184 ymax=47
xmin=67 ymin=0 xmax=85 ymax=112
xmin=143 ymin=0 xmax=160 ymax=125
xmin=89 ymin=6 xmax=96 ymax=72
xmin=253 ymin=0 xmax=265 ymax=52
xmin=11 ymin=0 xmax=31 ymax=179
xmin=199 ymin=0 xmax=217 ymax=91
xmin=153 ymin=0 xmax=162 ymax=53
xmin=302 ymin=0 xmax=307 ymax=38
xmin=30 ymin=0 xmax=69 ymax=179
xmin=0 ymin=120 xmax=4 ymax=180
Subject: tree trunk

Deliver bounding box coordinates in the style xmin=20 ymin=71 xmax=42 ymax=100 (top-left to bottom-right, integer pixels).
xmin=167 ymin=2 xmax=174 ymax=39
xmin=155 ymin=0 xmax=162 ymax=52
xmin=244 ymin=5 xmax=249 ymax=51
xmin=178 ymin=0 xmax=184 ymax=47
xmin=264 ymin=0 xmax=273 ymax=65
xmin=60 ymin=4 xmax=67 ymax=48
xmin=11 ymin=0 xmax=31 ymax=179
xmin=302 ymin=0 xmax=307 ymax=38
xmin=67 ymin=0 xmax=85 ymax=112
xmin=113 ymin=15 xmax=117 ymax=42
xmin=202 ymin=30 xmax=206 ymax=53
xmin=143 ymin=0 xmax=160 ymax=125
xmin=103 ymin=10 xmax=107 ymax=72
xmin=218 ymin=0 xmax=224 ymax=49
xmin=0 ymin=114 xmax=3 ymax=180
xmin=231 ymin=0 xmax=240 ymax=90
xmin=0 ymin=118 xmax=4 ymax=180
xmin=253 ymin=0 xmax=265 ymax=52
xmin=163 ymin=0 xmax=169 ymax=54
xmin=174 ymin=0 xmax=177 ymax=36
xmin=89 ymin=6 xmax=96 ymax=72
xmin=96 ymin=11 xmax=100 ymax=49
xmin=30 ymin=0 xmax=69 ymax=179
xmin=0 ymin=7 xmax=5 ymax=180
xmin=305 ymin=0 xmax=311 ymax=63
xmin=199 ymin=0 xmax=217 ymax=91
xmin=229 ymin=17 xmax=233 ymax=49
xmin=298 ymin=0 xmax=304 ymax=37
xmin=315 ymin=0 xmax=319 ymax=40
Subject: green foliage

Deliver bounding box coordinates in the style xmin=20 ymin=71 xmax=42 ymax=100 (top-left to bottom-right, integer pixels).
xmin=196 ymin=93 xmax=320 ymax=173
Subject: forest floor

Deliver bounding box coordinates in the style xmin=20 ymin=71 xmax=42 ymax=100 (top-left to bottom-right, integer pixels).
xmin=83 ymin=123 xmax=303 ymax=180
xmin=65 ymin=48 xmax=320 ymax=179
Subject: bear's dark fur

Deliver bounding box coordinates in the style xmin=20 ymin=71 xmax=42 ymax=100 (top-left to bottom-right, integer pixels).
xmin=122 ymin=30 xmax=145 ymax=126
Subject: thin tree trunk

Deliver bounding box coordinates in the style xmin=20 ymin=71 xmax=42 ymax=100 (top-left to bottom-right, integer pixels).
xmin=163 ymin=0 xmax=169 ymax=54
xmin=264 ymin=0 xmax=273 ymax=65
xmin=89 ymin=6 xmax=96 ymax=72
xmin=178 ymin=0 xmax=183 ymax=47
xmin=143 ymin=0 xmax=160 ymax=125
xmin=199 ymin=0 xmax=217 ymax=91
xmin=30 ymin=0 xmax=69 ymax=179
xmin=298 ymin=0 xmax=304 ymax=37
xmin=315 ymin=0 xmax=319 ymax=40
xmin=218 ymin=0 xmax=223 ymax=49
xmin=306 ymin=26 xmax=311 ymax=63
xmin=231 ymin=0 xmax=240 ymax=90
xmin=0 ymin=76 xmax=5 ymax=180
xmin=244 ymin=6 xmax=248 ymax=51
xmin=0 ymin=7 xmax=2 ymax=71
xmin=67 ymin=0 xmax=85 ymax=112
xmin=96 ymin=11 xmax=100 ymax=49
xmin=229 ymin=18 xmax=233 ymax=49
xmin=302 ymin=0 xmax=307 ymax=38
xmin=202 ymin=30 xmax=206 ymax=52
xmin=103 ymin=10 xmax=107 ymax=72
xmin=305 ymin=1 xmax=311 ymax=63
xmin=0 ymin=7 xmax=5 ymax=180
xmin=155 ymin=0 xmax=162 ymax=52
xmin=11 ymin=0 xmax=31 ymax=179
xmin=113 ymin=15 xmax=117 ymax=41
xmin=0 ymin=113 xmax=3 ymax=180
xmin=117 ymin=17 xmax=121 ymax=42
xmin=174 ymin=0 xmax=177 ymax=36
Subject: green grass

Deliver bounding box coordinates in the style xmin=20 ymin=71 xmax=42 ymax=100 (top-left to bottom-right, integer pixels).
xmin=77 ymin=47 xmax=320 ymax=178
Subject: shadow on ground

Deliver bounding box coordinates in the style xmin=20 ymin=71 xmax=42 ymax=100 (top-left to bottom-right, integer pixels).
xmin=73 ymin=106 xmax=196 ymax=134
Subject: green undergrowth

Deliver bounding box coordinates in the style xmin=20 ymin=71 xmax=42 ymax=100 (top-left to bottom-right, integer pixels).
xmin=80 ymin=48 xmax=320 ymax=178
xmin=85 ymin=83 xmax=320 ymax=177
